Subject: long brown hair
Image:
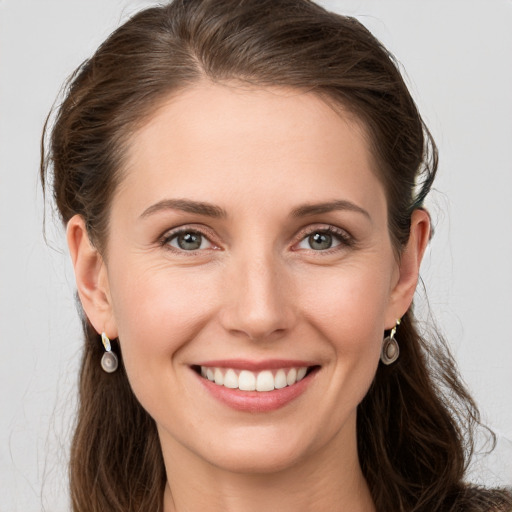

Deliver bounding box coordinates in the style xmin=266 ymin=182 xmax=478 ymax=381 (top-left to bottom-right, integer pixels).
xmin=41 ymin=1 xmax=512 ymax=510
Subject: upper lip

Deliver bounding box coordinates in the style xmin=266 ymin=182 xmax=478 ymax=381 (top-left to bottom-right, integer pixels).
xmin=193 ymin=359 xmax=318 ymax=371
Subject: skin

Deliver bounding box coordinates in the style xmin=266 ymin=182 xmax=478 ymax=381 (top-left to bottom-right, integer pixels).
xmin=67 ymin=82 xmax=430 ymax=512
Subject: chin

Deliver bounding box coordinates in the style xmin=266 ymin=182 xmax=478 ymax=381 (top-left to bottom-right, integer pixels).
xmin=209 ymin=444 xmax=309 ymax=475
xmin=196 ymin=423 xmax=325 ymax=475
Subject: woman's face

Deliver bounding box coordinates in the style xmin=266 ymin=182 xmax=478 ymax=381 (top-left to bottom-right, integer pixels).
xmin=84 ymin=83 xmax=418 ymax=474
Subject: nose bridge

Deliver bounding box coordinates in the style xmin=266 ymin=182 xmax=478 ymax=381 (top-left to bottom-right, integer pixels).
xmin=221 ymin=244 xmax=292 ymax=340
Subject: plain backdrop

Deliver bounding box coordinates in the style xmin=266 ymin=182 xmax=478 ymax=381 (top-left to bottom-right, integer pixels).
xmin=1 ymin=1 xmax=511 ymax=510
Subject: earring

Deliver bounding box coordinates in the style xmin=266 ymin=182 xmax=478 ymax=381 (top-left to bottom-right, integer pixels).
xmin=100 ymin=332 xmax=118 ymax=373
xmin=380 ymin=319 xmax=401 ymax=365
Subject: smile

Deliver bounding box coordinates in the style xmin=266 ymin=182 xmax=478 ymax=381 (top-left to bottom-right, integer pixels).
xmin=192 ymin=361 xmax=319 ymax=412
xmin=199 ymin=366 xmax=309 ymax=392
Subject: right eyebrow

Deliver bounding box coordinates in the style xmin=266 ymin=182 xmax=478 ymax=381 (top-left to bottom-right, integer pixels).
xmin=139 ymin=198 xmax=227 ymax=219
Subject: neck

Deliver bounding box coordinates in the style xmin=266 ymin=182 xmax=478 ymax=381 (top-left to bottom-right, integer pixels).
xmin=161 ymin=423 xmax=376 ymax=512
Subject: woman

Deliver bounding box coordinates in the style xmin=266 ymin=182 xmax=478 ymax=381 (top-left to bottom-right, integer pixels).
xmin=40 ymin=0 xmax=512 ymax=510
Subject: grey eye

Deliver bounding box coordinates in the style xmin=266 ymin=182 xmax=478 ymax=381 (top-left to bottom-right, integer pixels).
xmin=296 ymin=230 xmax=344 ymax=251
xmin=169 ymin=232 xmax=210 ymax=251
xmin=308 ymin=232 xmax=333 ymax=250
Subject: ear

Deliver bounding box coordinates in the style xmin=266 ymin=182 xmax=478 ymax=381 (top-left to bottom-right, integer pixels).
xmin=66 ymin=215 xmax=118 ymax=339
xmin=385 ymin=209 xmax=431 ymax=328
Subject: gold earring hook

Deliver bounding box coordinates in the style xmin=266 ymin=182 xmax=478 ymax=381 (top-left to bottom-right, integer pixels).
xmin=390 ymin=318 xmax=401 ymax=339
xmin=101 ymin=332 xmax=112 ymax=352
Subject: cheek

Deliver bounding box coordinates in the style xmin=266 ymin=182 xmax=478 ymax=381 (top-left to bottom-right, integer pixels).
xmin=302 ymin=262 xmax=392 ymax=350
xmin=299 ymin=263 xmax=392 ymax=401
xmin=108 ymin=261 xmax=219 ymax=384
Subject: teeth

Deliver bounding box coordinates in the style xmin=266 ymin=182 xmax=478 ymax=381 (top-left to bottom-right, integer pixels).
xmin=214 ymin=368 xmax=224 ymax=386
xmin=223 ymin=369 xmax=238 ymax=389
xmin=256 ymin=370 xmax=274 ymax=392
xmin=199 ymin=366 xmax=309 ymax=392
xmin=238 ymin=370 xmax=256 ymax=391
xmin=274 ymin=369 xmax=287 ymax=389
xmin=286 ymin=368 xmax=297 ymax=386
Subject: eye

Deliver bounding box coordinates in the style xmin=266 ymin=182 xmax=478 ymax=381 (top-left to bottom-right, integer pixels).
xmin=295 ymin=226 xmax=352 ymax=252
xmin=166 ymin=230 xmax=214 ymax=251
xmin=298 ymin=231 xmax=341 ymax=251
xmin=305 ymin=232 xmax=338 ymax=250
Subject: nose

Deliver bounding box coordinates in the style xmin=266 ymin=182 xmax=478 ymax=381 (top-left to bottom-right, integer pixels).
xmin=219 ymin=251 xmax=295 ymax=342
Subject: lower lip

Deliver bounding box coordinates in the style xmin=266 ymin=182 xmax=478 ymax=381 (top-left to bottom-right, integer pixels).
xmin=195 ymin=368 xmax=318 ymax=413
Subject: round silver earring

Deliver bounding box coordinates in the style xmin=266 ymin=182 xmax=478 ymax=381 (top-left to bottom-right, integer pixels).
xmin=101 ymin=332 xmax=118 ymax=373
xmin=380 ymin=319 xmax=400 ymax=365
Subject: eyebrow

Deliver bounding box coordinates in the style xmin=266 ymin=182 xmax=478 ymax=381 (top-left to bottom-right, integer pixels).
xmin=291 ymin=200 xmax=371 ymax=220
xmin=140 ymin=199 xmax=227 ymax=219
xmin=140 ymin=198 xmax=370 ymax=221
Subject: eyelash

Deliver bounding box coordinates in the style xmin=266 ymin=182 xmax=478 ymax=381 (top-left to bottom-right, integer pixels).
xmin=159 ymin=226 xmax=219 ymax=254
xmin=158 ymin=224 xmax=354 ymax=254
xmin=294 ymin=225 xmax=355 ymax=253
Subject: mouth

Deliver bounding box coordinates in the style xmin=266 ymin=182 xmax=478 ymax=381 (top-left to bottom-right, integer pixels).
xmin=192 ymin=365 xmax=317 ymax=392
xmin=190 ymin=361 xmax=319 ymax=412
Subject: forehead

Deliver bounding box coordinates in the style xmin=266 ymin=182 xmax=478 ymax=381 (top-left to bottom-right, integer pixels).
xmin=117 ymin=82 xmax=385 ymax=218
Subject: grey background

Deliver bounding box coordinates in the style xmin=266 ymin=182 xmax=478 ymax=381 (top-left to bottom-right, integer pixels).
xmin=1 ymin=0 xmax=511 ymax=510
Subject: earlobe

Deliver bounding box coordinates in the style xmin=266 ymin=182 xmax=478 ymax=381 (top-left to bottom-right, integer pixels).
xmin=386 ymin=209 xmax=431 ymax=328
xmin=66 ymin=215 xmax=117 ymax=338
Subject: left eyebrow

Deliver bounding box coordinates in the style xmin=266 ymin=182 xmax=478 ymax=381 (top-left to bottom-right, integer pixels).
xmin=290 ymin=200 xmax=371 ymax=220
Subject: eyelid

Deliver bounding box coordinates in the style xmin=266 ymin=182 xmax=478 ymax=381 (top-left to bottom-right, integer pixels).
xmin=292 ymin=224 xmax=355 ymax=251
xmin=158 ymin=224 xmax=221 ymax=252
xmin=157 ymin=223 xmax=354 ymax=254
